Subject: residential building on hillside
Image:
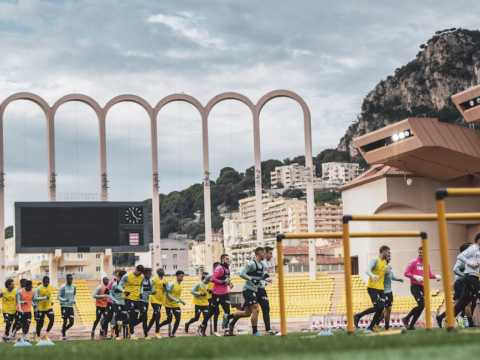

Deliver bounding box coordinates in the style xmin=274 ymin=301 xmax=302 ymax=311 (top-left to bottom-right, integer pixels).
xmin=223 ymin=218 xmax=254 ymax=247
xmin=287 ymin=203 xmax=343 ymax=245
xmin=322 ymin=162 xmax=363 ymax=186
xmin=190 ymin=239 xmax=224 ymax=274
xmin=150 ymin=239 xmax=190 ymax=276
xmin=5 ymin=238 xmax=18 ymax=278
xmin=270 ymin=163 xmax=317 ymax=188
xmin=229 ymin=238 xmax=276 ymax=274
xmin=283 ymin=243 xmax=344 ymax=272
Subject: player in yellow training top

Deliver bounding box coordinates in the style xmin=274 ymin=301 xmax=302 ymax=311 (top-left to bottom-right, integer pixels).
xmin=118 ymin=264 xmax=144 ymax=340
xmin=147 ymin=267 xmax=167 ymax=338
xmin=1 ymin=279 xmax=18 ymax=342
xmin=354 ymin=245 xmax=390 ymax=332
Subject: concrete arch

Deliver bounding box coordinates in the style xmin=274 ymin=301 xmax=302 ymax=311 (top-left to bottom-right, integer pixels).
xmin=154 ymin=93 xmax=204 ymax=118
xmin=205 ymin=92 xmax=255 ymax=117
xmin=374 ymin=202 xmax=423 ymax=215
xmin=256 ymin=89 xmax=310 ymax=116
xmin=103 ymin=94 xmax=154 ymax=118
xmin=0 ymin=92 xmax=50 ymax=118
xmin=52 ymin=94 xmax=103 ymax=120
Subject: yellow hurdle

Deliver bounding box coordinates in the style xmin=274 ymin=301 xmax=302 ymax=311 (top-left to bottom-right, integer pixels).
xmin=277 ymin=230 xmax=430 ymax=335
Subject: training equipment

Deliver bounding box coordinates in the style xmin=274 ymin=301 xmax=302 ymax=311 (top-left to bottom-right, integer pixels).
xmin=14 ymin=341 xmax=33 ymax=347
xmin=36 ymin=340 xmax=55 ymax=346
xmin=317 ymin=331 xmax=334 ymax=336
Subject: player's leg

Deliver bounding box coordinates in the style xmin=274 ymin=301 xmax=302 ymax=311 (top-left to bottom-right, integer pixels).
xmin=35 ymin=311 xmax=45 ymax=340
xmin=125 ymin=300 xmax=137 ymax=338
xmin=61 ymin=307 xmax=69 ymax=338
xmin=20 ymin=313 xmax=31 ymax=342
xmin=45 ymin=309 xmax=55 ymax=339
xmin=92 ymin=306 xmax=104 ymax=339
xmin=3 ymin=313 xmax=13 ymax=341
xmin=137 ymin=303 xmax=149 ymax=338
xmin=407 ymin=286 xmax=424 ymax=329
xmin=11 ymin=313 xmax=23 ymax=341
xmin=258 ymin=288 xmax=273 ymax=333
xmin=158 ymin=307 xmax=173 ymax=330
xmin=185 ymin=305 xmax=201 ymax=333
xmin=65 ymin=308 xmax=75 ymax=335
xmin=198 ymin=298 xmax=218 ymax=336
xmin=356 ymin=288 xmax=380 ymax=329
xmin=171 ymin=308 xmax=181 ymax=337
xmin=437 ymin=281 xmax=472 ymax=327
xmin=366 ymin=290 xmax=384 ymax=331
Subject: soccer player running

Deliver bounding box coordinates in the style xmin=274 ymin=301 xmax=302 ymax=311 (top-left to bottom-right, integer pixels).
xmin=377 ymin=251 xmax=404 ymax=331
xmin=1 ymin=279 xmax=18 ymax=342
xmin=258 ymin=246 xmax=277 ymax=335
xmin=185 ymin=272 xmax=210 ymax=334
xmin=135 ymin=268 xmax=156 ymax=339
xmin=353 ymin=246 xmax=390 ymax=332
xmin=12 ymin=278 xmax=26 ymax=337
xmin=158 ymin=270 xmax=185 ymax=338
xmin=57 ymin=274 xmax=77 ymax=341
xmin=437 ymin=235 xmax=480 ymax=328
xmin=225 ymin=247 xmax=268 ymax=336
xmin=147 ymin=267 xmax=167 ymax=338
xmin=197 ymin=255 xmax=233 ymax=337
xmin=403 ymin=246 xmax=441 ymax=330
xmin=108 ymin=270 xmax=128 ymax=340
xmin=12 ymin=280 xmax=35 ymax=342
xmin=92 ymin=276 xmax=110 ymax=339
xmin=102 ymin=269 xmax=122 ymax=339
xmin=201 ymin=262 xmax=221 ymax=336
xmin=118 ymin=264 xmax=145 ymax=340
xmin=35 ymin=276 xmax=55 ymax=342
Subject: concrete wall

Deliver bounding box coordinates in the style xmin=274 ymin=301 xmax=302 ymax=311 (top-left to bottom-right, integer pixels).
xmin=343 ymin=176 xmax=480 ymax=296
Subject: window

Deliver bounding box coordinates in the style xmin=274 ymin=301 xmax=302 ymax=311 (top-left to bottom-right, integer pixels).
xmin=162 ymin=265 xmax=167 ymax=269
xmin=96 ymin=266 xmax=101 ymax=272
xmin=162 ymin=254 xmax=167 ymax=259
xmin=65 ymin=267 xmax=70 ymax=271
xmin=77 ymin=267 xmax=83 ymax=273
xmin=173 ymin=265 xmax=178 ymax=270
xmin=96 ymin=254 xmax=101 ymax=259
xmin=78 ymin=254 xmax=83 ymax=259
xmin=65 ymin=254 xmax=70 ymax=259
xmin=173 ymin=254 xmax=178 ymax=259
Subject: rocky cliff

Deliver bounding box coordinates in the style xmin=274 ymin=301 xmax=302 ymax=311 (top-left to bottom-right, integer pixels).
xmin=338 ymin=28 xmax=480 ymax=157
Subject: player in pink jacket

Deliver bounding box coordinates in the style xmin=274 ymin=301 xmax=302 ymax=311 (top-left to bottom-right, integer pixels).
xmin=198 ymin=254 xmax=233 ymax=336
xmin=402 ymin=246 xmax=441 ymax=330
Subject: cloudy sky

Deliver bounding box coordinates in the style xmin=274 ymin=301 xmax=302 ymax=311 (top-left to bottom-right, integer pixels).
xmin=1 ymin=0 xmax=479 ymax=225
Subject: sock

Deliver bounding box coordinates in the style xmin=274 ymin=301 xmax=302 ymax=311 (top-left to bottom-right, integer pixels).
xmin=21 ymin=334 xmax=26 ymax=341
xmin=385 ymin=322 xmax=389 ymax=330
xmin=468 ymin=317 xmax=474 ymax=327
xmin=252 ymin=326 xmax=257 ymax=334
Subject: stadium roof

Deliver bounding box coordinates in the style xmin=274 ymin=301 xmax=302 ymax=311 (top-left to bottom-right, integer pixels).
xmin=353 ymin=118 xmax=480 ymax=187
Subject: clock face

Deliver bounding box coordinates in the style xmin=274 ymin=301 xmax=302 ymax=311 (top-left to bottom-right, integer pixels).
xmin=125 ymin=207 xmax=143 ymax=224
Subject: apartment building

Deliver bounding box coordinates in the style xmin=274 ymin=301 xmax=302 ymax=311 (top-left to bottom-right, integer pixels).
xmin=322 ymin=162 xmax=363 ymax=185
xmin=223 ymin=218 xmax=254 ymax=247
xmin=287 ymin=203 xmax=343 ymax=245
xmin=191 ymin=239 xmax=225 ymax=274
xmin=270 ymin=163 xmax=317 ymax=188
xmin=229 ymin=238 xmax=276 ymax=274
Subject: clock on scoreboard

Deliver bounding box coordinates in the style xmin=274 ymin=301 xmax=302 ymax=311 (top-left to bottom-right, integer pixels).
xmin=14 ymin=202 xmax=150 ymax=253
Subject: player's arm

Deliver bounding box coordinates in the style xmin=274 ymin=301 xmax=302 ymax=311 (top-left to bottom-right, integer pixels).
xmin=165 ymin=282 xmax=179 ymax=303
xmin=0 ymin=291 xmax=3 ymax=298
xmin=453 ymin=260 xmax=464 ymax=277
xmin=404 ymin=260 xmax=415 ymax=279
xmin=391 ymin=272 xmax=404 ymax=282
xmin=93 ymin=285 xmax=108 ymax=298
xmin=428 ymin=264 xmax=440 ymax=280
xmin=73 ymin=285 xmax=77 ymax=303
xmin=140 ymin=279 xmax=144 ymax=296
xmin=191 ymin=282 xmax=202 ymax=296
xmin=117 ymin=273 xmax=129 ymax=292
xmin=203 ymin=274 xmax=212 ymax=285
xmin=149 ymin=280 xmax=156 ymax=295
xmin=240 ymin=262 xmax=262 ymax=281
xmin=210 ymin=267 xmax=224 ymax=285
xmin=365 ymin=258 xmax=379 ymax=280
xmin=16 ymin=290 xmax=24 ymax=313
xmin=57 ymin=285 xmax=66 ymax=302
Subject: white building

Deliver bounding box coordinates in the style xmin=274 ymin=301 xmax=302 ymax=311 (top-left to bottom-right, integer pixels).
xmin=223 ymin=218 xmax=254 ymax=248
xmin=322 ymin=162 xmax=363 ymax=187
xmin=270 ymin=163 xmax=317 ymax=188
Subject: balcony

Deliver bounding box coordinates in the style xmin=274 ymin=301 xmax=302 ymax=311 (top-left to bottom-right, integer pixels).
xmin=63 ymin=259 xmax=93 ymax=266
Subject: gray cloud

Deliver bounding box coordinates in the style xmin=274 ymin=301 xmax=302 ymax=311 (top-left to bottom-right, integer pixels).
xmin=1 ymin=0 xmax=479 ymax=225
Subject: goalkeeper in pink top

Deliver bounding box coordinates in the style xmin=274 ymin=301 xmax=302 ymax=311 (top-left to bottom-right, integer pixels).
xmin=402 ymin=246 xmax=441 ymax=330
xmin=197 ymin=254 xmax=233 ymax=336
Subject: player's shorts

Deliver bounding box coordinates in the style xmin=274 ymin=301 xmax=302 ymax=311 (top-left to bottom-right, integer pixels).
xmin=3 ymin=313 xmax=15 ymax=324
xmin=138 ymin=302 xmax=149 ymax=315
xmin=384 ymin=292 xmax=394 ymax=308
xmin=18 ymin=312 xmax=32 ymax=324
xmin=96 ymin=306 xmax=108 ymax=317
xmin=61 ymin=306 xmax=75 ymax=319
xmin=367 ymin=288 xmax=385 ymax=308
xmin=195 ymin=305 xmax=209 ymax=317
xmin=243 ymin=290 xmax=258 ymax=307
xmin=410 ymin=284 xmax=424 ymax=305
xmin=124 ymin=299 xmax=139 ymax=313
xmin=257 ymin=287 xmax=269 ymax=304
xmin=454 ymin=280 xmax=465 ymax=301
xmin=211 ymin=294 xmax=230 ymax=309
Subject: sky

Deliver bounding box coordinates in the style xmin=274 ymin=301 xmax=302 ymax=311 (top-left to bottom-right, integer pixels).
xmin=1 ymin=0 xmax=479 ymax=226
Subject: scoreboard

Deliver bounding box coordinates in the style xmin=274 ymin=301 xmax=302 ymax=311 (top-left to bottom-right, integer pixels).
xmin=14 ymin=202 xmax=149 ymax=253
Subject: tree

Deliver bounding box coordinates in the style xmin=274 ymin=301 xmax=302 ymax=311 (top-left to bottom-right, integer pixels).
xmin=212 ymin=216 xmax=225 ymax=232
xmin=282 ymin=189 xmax=304 ymax=199
xmin=314 ymin=191 xmax=335 ymax=205
xmin=5 ymin=225 xmax=13 ymax=239
xmin=161 ymin=215 xmax=179 ymax=238
xmin=274 ymin=181 xmax=284 ymax=189
xmin=313 ymin=149 xmax=351 ymax=177
xmin=195 ymin=234 xmax=206 ymax=243
xmin=112 ymin=253 xmax=135 ymax=267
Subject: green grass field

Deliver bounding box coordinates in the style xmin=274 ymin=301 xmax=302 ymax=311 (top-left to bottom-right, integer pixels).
xmin=0 ymin=329 xmax=476 ymax=360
